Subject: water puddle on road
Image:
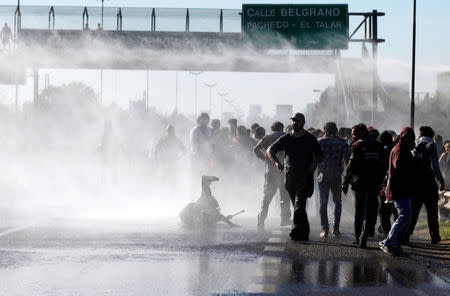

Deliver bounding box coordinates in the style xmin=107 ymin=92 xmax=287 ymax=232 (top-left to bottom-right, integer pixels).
xmin=251 ymin=258 xmax=450 ymax=295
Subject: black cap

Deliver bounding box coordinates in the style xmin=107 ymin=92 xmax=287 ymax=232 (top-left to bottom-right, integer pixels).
xmin=290 ymin=112 xmax=305 ymax=121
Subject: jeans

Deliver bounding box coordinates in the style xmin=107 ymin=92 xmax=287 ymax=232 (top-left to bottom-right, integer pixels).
xmin=353 ymin=190 xmax=379 ymax=242
xmin=382 ymin=197 xmax=412 ymax=249
xmin=378 ymin=195 xmax=398 ymax=235
xmin=318 ymin=177 xmax=342 ymax=231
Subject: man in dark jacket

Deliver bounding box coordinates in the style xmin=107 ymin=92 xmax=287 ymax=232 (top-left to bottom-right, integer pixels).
xmin=254 ymin=122 xmax=291 ymax=230
xmin=342 ymin=123 xmax=385 ymax=248
xmin=267 ymin=113 xmax=323 ymax=242
xmin=407 ymin=126 xmax=445 ymax=244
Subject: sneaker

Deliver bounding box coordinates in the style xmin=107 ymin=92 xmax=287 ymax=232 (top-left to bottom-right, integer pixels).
xmin=380 ymin=244 xmax=390 ymax=254
xmin=332 ymin=229 xmax=341 ymax=236
xmin=352 ymin=240 xmax=360 ymax=246
xmin=320 ymin=230 xmax=329 ymax=238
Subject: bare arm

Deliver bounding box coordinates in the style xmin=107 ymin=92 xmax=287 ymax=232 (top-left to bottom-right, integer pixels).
xmin=253 ymin=137 xmax=267 ymax=161
xmin=266 ymin=147 xmax=284 ymax=171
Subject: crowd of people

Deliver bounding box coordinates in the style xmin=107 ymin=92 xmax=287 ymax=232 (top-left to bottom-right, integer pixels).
xmin=98 ymin=110 xmax=449 ymax=257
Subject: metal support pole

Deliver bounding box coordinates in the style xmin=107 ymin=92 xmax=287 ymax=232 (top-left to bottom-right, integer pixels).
xmin=151 ymin=8 xmax=156 ymax=31
xmin=48 ymin=7 xmax=55 ymax=30
xmin=410 ymin=0 xmax=417 ymax=129
xmin=175 ymin=72 xmax=178 ymax=112
xmin=15 ymin=84 xmax=18 ymax=115
xmin=101 ymin=0 xmax=104 ymax=27
xmin=116 ymin=8 xmax=122 ymax=31
xmin=33 ymin=69 xmax=39 ymax=108
xmin=220 ymin=9 xmax=223 ymax=33
xmin=204 ymin=83 xmax=217 ymax=115
xmin=185 ymin=9 xmax=190 ymax=32
xmin=82 ymin=7 xmax=89 ymax=29
xmin=371 ymin=10 xmax=378 ymax=125
xmin=217 ymin=92 xmax=227 ymax=121
xmin=99 ymin=70 xmax=103 ymax=105
xmin=189 ymin=71 xmax=202 ymax=118
xmin=146 ymin=70 xmax=149 ymax=111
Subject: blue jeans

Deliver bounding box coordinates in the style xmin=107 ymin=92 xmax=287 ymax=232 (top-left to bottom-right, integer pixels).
xmin=382 ymin=197 xmax=412 ymax=249
xmin=318 ymin=177 xmax=342 ymax=231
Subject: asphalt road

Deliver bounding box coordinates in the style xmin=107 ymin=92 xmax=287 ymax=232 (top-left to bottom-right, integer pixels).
xmin=0 ymin=218 xmax=448 ymax=296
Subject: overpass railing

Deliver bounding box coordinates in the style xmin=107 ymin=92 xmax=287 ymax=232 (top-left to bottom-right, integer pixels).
xmin=0 ymin=6 xmax=242 ymax=33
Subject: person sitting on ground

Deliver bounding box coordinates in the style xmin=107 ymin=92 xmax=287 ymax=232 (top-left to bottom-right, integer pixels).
xmin=179 ymin=176 xmax=240 ymax=228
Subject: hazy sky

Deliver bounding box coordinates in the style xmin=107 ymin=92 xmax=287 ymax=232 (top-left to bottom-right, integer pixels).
xmin=1 ymin=0 xmax=449 ymax=117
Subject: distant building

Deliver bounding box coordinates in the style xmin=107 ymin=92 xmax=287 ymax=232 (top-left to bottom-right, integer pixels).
xmin=129 ymin=99 xmax=147 ymax=114
xmin=247 ymin=104 xmax=262 ymax=124
xmin=437 ymin=72 xmax=450 ymax=97
xmin=275 ymin=104 xmax=293 ymax=122
xmin=222 ymin=111 xmax=235 ymax=123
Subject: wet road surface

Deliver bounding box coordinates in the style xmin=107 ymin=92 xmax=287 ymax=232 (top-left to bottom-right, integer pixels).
xmin=0 ymin=218 xmax=448 ymax=295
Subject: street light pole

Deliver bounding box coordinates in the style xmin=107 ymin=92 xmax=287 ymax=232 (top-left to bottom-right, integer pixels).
xmin=101 ymin=0 xmax=104 ymax=27
xmin=189 ymin=71 xmax=202 ymax=118
xmin=410 ymin=0 xmax=417 ymax=129
xmin=204 ymin=83 xmax=217 ymax=115
xmin=217 ymin=92 xmax=228 ymax=120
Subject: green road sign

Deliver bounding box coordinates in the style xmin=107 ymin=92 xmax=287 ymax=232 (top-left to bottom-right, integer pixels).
xmin=242 ymin=4 xmax=349 ymax=50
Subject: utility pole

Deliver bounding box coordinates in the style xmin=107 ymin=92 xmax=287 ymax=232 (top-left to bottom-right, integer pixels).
xmin=175 ymin=72 xmax=178 ymax=112
xmin=372 ymin=9 xmax=378 ymax=126
xmin=204 ymin=83 xmax=217 ymax=115
xmin=217 ymin=92 xmax=228 ymax=120
xmin=146 ymin=70 xmax=149 ymax=111
xmin=410 ymin=0 xmax=417 ymax=129
xmin=99 ymin=70 xmax=103 ymax=105
xmin=189 ymin=71 xmax=202 ymax=118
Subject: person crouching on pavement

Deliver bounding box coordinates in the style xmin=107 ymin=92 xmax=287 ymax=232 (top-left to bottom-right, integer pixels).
xmin=380 ymin=127 xmax=418 ymax=256
xmin=267 ymin=113 xmax=323 ymax=242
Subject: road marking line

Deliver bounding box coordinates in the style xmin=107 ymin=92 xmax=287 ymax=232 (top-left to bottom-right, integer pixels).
xmin=264 ymin=245 xmax=285 ymax=252
xmin=247 ymin=284 xmax=276 ymax=293
xmin=256 ymin=268 xmax=281 ymax=277
xmin=0 ymin=224 xmax=32 ymax=238
xmin=272 ymin=230 xmax=285 ymax=235
xmin=258 ymin=256 xmax=282 ymax=265
xmin=268 ymin=237 xmax=285 ymax=243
